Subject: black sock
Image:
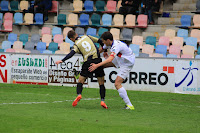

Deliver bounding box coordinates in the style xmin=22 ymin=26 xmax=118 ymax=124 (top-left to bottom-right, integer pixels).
xmin=100 ymin=85 xmax=106 ymax=101
xmin=77 ymin=83 xmax=83 ymax=95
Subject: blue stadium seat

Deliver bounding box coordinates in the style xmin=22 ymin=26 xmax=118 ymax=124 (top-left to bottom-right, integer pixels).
xmin=145 ymin=36 xmax=156 ymax=48
xmin=48 ymin=42 xmax=58 ymax=54
xmin=181 ymin=15 xmax=191 ymax=27
xmin=75 ymin=27 xmax=85 ymax=37
xmin=177 ymin=29 xmax=188 ymax=42
xmin=86 ymin=28 xmax=97 ymax=37
xmin=57 ymin=14 xmax=66 ymax=25
xmin=36 ymin=42 xmax=46 ymax=53
xmin=19 ymin=34 xmax=29 ymax=45
xmin=185 ymin=37 xmax=197 ymax=50
xmin=98 ymin=28 xmax=108 ymax=38
xmin=52 ymin=27 xmax=62 ymax=38
xmin=31 ymin=34 xmax=40 ymax=45
xmin=91 ymin=13 xmax=101 ymax=26
xmin=2 ymin=41 xmax=12 ymax=52
xmin=102 ymin=14 xmax=112 ymax=26
xmin=79 ymin=14 xmax=89 ymax=25
xmin=121 ymin=28 xmax=132 ymax=41
xmin=0 ymin=0 xmax=9 ymax=11
xmin=65 ymin=36 xmax=74 ymax=48
xmin=10 ymin=0 xmax=19 ymax=11
xmin=84 ymin=0 xmax=93 ymax=12
xmin=14 ymin=13 xmax=23 ymax=24
xmin=35 ymin=13 xmax=43 ymax=25
xmin=129 ymin=44 xmax=140 ymax=57
xmin=155 ymin=45 xmax=167 ymax=57
xmin=95 ymin=0 xmax=105 ymax=11
xmin=195 ymin=55 xmax=200 ymax=59
xmin=167 ymin=54 xmax=178 ymax=58
xmin=24 ymin=42 xmax=35 ymax=51
xmin=8 ymin=33 xmax=17 ymax=45
xmin=139 ymin=53 xmax=149 ymax=57
xmin=42 ymin=50 xmax=52 ymax=54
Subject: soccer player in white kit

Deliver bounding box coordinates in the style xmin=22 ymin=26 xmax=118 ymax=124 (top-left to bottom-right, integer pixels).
xmin=89 ymin=31 xmax=135 ymax=110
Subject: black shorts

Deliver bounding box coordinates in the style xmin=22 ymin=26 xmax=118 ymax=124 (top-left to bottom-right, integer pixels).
xmin=80 ymin=58 xmax=105 ymax=78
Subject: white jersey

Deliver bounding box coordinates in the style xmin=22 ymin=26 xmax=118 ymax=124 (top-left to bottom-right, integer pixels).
xmin=103 ymin=40 xmax=135 ymax=68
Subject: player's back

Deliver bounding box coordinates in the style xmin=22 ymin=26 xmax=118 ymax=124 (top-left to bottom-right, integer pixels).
xmin=74 ymin=35 xmax=99 ymax=62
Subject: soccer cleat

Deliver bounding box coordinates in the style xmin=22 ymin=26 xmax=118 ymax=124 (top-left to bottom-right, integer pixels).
xmin=72 ymin=95 xmax=82 ymax=107
xmin=101 ymin=101 xmax=108 ymax=109
xmin=124 ymin=105 xmax=135 ymax=110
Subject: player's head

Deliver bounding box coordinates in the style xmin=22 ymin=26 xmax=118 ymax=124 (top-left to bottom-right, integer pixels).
xmin=101 ymin=31 xmax=113 ymax=46
xmin=68 ymin=30 xmax=78 ymax=42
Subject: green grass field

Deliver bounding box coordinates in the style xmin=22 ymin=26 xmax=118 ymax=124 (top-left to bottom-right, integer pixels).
xmin=0 ymin=83 xmax=199 ymax=133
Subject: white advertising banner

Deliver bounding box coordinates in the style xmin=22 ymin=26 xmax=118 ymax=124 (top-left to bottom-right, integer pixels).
xmin=48 ymin=55 xmax=86 ymax=86
xmin=175 ymin=60 xmax=200 ymax=94
xmin=88 ymin=58 xmax=176 ymax=93
xmin=10 ymin=54 xmax=48 ymax=85
xmin=0 ymin=54 xmax=11 ymax=83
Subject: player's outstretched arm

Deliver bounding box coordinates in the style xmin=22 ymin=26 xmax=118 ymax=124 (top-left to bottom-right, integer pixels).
xmin=55 ymin=50 xmax=76 ymax=65
xmin=89 ymin=55 xmax=114 ymax=72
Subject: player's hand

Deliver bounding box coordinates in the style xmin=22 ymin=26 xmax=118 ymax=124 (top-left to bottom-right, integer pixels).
xmin=55 ymin=60 xmax=63 ymax=65
xmin=103 ymin=52 xmax=109 ymax=59
xmin=89 ymin=63 xmax=98 ymax=72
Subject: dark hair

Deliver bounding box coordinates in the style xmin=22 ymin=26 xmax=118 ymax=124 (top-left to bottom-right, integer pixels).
xmin=67 ymin=30 xmax=76 ymax=39
xmin=101 ymin=31 xmax=113 ymax=41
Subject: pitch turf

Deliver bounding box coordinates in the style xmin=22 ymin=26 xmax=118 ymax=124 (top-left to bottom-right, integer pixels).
xmin=0 ymin=83 xmax=199 ymax=133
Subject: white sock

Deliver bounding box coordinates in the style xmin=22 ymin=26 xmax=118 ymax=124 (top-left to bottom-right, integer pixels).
xmin=117 ymin=87 xmax=133 ymax=106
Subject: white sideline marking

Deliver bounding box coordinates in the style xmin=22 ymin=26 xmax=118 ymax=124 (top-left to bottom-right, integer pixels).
xmin=0 ymin=98 xmax=100 ymax=105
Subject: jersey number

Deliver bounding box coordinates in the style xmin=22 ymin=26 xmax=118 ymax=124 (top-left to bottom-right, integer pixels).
xmin=81 ymin=41 xmax=91 ymax=52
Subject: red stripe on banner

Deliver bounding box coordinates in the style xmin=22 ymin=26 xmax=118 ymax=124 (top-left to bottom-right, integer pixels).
xmin=15 ymin=81 xmax=48 ymax=85
xmin=168 ymin=67 xmax=174 ymax=73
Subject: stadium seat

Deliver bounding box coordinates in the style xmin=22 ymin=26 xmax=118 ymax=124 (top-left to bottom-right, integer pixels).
xmin=2 ymin=41 xmax=12 ymax=52
xmin=24 ymin=42 xmax=35 ymax=51
xmin=110 ymin=28 xmax=120 ymax=40
xmin=86 ymin=28 xmax=97 ymax=37
xmin=4 ymin=13 xmax=13 ymax=20
xmin=145 ymin=36 xmax=156 ymax=48
xmin=68 ymin=13 xmax=78 ymax=25
xmin=91 ymin=14 xmax=101 ymax=26
xmin=102 ymin=14 xmax=112 ymax=26
xmin=121 ymin=28 xmax=132 ymax=41
xmin=20 ymin=1 xmax=29 ymax=11
xmin=197 ymin=46 xmax=200 ymax=55
xmin=14 ymin=13 xmax=23 ymax=24
xmin=180 ymin=15 xmax=191 ymax=27
xmin=13 ymin=41 xmax=23 ymax=52
xmin=36 ymin=42 xmax=46 ymax=53
xmin=79 ymin=14 xmax=89 ymax=25
xmin=35 ymin=13 xmax=43 ymax=25
xmin=125 ymin=15 xmax=136 ymax=27
xmin=98 ymin=28 xmax=108 ymax=38
xmin=172 ymin=37 xmax=184 ymax=49
xmin=185 ymin=37 xmax=197 ymax=50
xmin=6 ymin=48 xmax=15 ymax=53
xmin=197 ymin=0 xmax=200 ymax=12
xmin=75 ymin=27 xmax=85 ymax=37
xmin=181 ymin=54 xmax=193 ymax=59
xmin=8 ymin=33 xmax=17 ymax=45
xmin=63 ymin=27 xmax=73 ymax=38
xmin=84 ymin=0 xmax=93 ymax=12
xmin=142 ymin=44 xmax=154 ymax=56
xmin=164 ymin=29 xmax=176 ymax=42
xmin=155 ymin=45 xmax=167 ymax=57
xmin=55 ymin=42 xmax=70 ymax=54
xmin=31 ymin=49 xmax=41 ymax=54
xmin=19 ymin=34 xmax=29 ymax=46
xmin=129 ymin=44 xmax=139 ymax=57
xmin=0 ymin=0 xmax=9 ymax=11
xmin=24 ymin=13 xmax=34 ymax=24
xmin=95 ymin=0 xmax=105 ymax=11
xmin=73 ymin=0 xmax=83 ymax=11
xmin=132 ymin=36 xmax=143 ymax=48
xmin=52 ymin=27 xmax=62 ymax=38
xmin=3 ymin=20 xmax=12 ymax=32
xmin=42 ymin=34 xmax=52 ymax=47
xmin=42 ymin=50 xmax=52 ymax=54
xmin=195 ymin=55 xmax=200 ymax=59
xmin=167 ymin=54 xmax=178 ymax=58
xmin=177 ymin=29 xmax=188 ymax=42
xmin=49 ymin=1 xmax=58 ymax=13
xmin=10 ymin=0 xmax=19 ymax=11
xmin=169 ymin=45 xmax=181 ymax=58
xmin=31 ymin=34 xmax=40 ymax=45
xmin=113 ymin=14 xmax=123 ymax=26
xmin=190 ymin=29 xmax=200 ymax=42
xmin=57 ymin=14 xmax=67 ymax=25
xmin=65 ymin=36 xmax=74 ymax=48
xmin=105 ymin=0 xmax=117 ymax=12
xmin=48 ymin=42 xmax=58 ymax=54
xmin=137 ymin=14 xmax=148 ymax=28
xmin=182 ymin=45 xmax=194 ymax=58
xmin=151 ymin=53 xmax=164 ymax=58
xmin=139 ymin=53 xmax=149 ymax=57
xmin=158 ymin=36 xmax=170 ymax=49
xmin=54 ymin=34 xmax=63 ymax=46
xmin=193 ymin=14 xmax=200 ymax=27
xmin=0 ymin=13 xmax=3 ymax=23
xmin=0 ymin=49 xmax=4 ymax=52
xmin=41 ymin=27 xmax=51 ymax=35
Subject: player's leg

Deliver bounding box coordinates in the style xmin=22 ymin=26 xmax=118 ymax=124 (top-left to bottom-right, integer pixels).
xmin=115 ymin=67 xmax=134 ymax=110
xmin=72 ymin=75 xmax=87 ymax=107
xmin=97 ymin=76 xmax=108 ymax=109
